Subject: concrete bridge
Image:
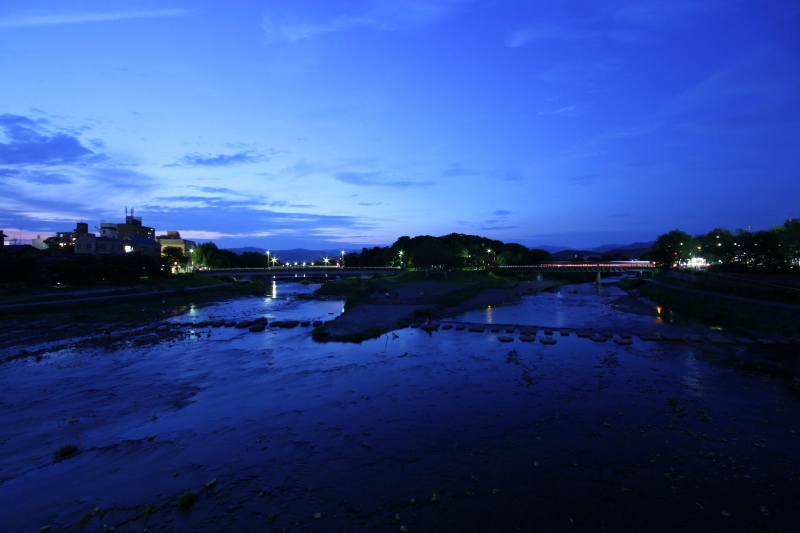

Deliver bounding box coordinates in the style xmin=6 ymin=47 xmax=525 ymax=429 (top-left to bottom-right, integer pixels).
xmin=196 ymin=266 xmax=400 ymax=281
xmin=197 ymin=262 xmax=654 ymax=282
xmin=499 ymin=262 xmax=655 ymax=282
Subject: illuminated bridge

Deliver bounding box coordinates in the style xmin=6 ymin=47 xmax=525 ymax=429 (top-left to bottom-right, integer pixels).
xmin=197 ymin=262 xmax=654 ymax=281
xmin=196 ymin=266 xmax=400 ymax=281
xmin=499 ymin=262 xmax=655 ymax=282
xmin=498 ymin=262 xmax=655 ymax=273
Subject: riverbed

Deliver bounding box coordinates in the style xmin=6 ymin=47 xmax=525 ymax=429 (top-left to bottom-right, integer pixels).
xmin=1 ymin=279 xmax=798 ymax=531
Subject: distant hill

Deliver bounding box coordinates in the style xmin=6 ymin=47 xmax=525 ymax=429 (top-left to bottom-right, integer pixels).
xmin=551 ymin=242 xmax=653 ymax=261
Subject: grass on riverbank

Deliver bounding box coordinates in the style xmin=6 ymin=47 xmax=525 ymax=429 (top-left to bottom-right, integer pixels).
xmin=0 ymin=278 xmax=268 ymax=324
xmin=0 ymin=274 xmax=227 ymax=306
xmin=315 ymin=270 xmax=512 ymax=310
xmin=621 ymin=276 xmax=800 ymax=337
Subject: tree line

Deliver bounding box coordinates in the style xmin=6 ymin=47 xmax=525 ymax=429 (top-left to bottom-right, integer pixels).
xmin=648 ymin=219 xmax=800 ymax=273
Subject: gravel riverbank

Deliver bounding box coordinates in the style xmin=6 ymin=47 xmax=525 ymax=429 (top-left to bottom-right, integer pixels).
xmin=318 ymin=280 xmax=560 ymax=340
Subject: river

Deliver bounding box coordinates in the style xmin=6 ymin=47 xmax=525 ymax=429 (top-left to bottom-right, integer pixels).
xmin=0 ymin=278 xmax=798 ymax=531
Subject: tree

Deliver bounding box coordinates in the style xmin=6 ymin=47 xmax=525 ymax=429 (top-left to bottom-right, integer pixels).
xmin=529 ymin=248 xmax=553 ymax=264
xmin=44 ymin=236 xmax=73 ymax=255
xmin=498 ymin=243 xmax=534 ymax=266
xmin=649 ymin=230 xmax=694 ymax=270
xmin=193 ymin=242 xmax=221 ymax=268
xmin=162 ymin=246 xmax=188 ymax=272
xmin=697 ymin=228 xmax=737 ymax=265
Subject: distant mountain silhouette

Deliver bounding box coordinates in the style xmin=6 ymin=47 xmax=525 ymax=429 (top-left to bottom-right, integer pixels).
xmin=551 ymin=242 xmax=653 ymax=261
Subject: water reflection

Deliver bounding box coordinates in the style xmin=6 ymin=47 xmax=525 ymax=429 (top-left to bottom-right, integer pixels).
xmin=3 ymin=279 xmax=798 ymax=533
xmin=682 ymin=352 xmax=705 ymax=398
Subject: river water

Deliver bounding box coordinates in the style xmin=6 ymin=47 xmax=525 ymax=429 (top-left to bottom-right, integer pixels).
xmin=1 ymin=278 xmax=798 ymax=532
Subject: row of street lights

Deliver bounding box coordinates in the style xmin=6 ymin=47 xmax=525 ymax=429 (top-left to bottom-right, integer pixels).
xmin=264 ymin=249 xmax=346 ymax=267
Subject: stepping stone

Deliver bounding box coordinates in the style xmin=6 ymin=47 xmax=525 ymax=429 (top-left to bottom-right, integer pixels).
xmin=248 ymin=323 xmax=266 ymax=332
xmin=498 ymin=336 xmax=514 ymax=342
xmin=540 ymin=337 xmax=557 ymax=345
xmin=441 ymin=324 xmax=453 ymax=330
xmin=455 ymin=325 xmax=465 ymax=331
xmin=708 ymin=335 xmax=736 ymax=344
xmin=519 ymin=335 xmax=535 ymax=342
xmin=560 ymin=330 xmax=570 ymax=337
xmin=468 ymin=325 xmax=485 ymax=333
xmin=577 ymin=330 xmax=593 ymax=338
xmin=638 ymin=333 xmax=661 ymax=341
xmin=590 ymin=334 xmax=608 ymax=342
xmin=614 ymin=338 xmax=633 ymax=345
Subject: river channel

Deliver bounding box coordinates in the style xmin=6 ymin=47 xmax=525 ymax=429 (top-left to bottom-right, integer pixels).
xmin=1 ymin=278 xmax=798 ymax=531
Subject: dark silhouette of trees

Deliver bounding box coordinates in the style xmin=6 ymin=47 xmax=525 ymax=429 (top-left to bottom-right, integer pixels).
xmin=335 ymin=233 xmax=555 ymax=271
xmin=43 ymin=253 xmax=164 ymax=285
xmin=649 ymin=229 xmax=694 ymax=269
xmin=162 ymin=246 xmax=189 ymax=271
xmin=651 ymin=220 xmax=800 ymax=273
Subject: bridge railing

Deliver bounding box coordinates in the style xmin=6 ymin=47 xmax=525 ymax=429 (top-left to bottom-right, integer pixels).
xmin=499 ymin=262 xmax=654 ymax=270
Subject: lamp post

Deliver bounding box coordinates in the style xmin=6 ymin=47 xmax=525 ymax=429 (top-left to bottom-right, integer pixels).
xmin=266 ymin=250 xmax=270 ymax=269
xmin=399 ymin=250 xmax=404 ymax=269
xmin=341 ymin=250 xmax=345 ymax=268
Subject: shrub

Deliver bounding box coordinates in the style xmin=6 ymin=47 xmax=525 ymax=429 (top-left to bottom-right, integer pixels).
xmin=177 ymin=491 xmax=198 ymax=513
xmin=54 ymin=443 xmax=79 ymax=461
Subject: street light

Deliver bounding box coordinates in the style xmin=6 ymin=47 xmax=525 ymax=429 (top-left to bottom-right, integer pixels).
xmin=266 ymin=250 xmax=270 ymax=268
xmin=399 ymin=250 xmax=404 ymax=269
xmin=341 ymin=250 xmax=345 ymax=268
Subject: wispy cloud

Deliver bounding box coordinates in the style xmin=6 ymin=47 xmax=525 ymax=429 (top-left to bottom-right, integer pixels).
xmin=507 ymin=26 xmax=574 ymax=48
xmin=334 ymin=171 xmax=433 ymax=188
xmin=663 ymin=48 xmax=800 ymax=134
xmin=262 ymin=13 xmax=375 ymax=43
xmin=508 ymin=1 xmax=731 ymax=49
xmin=263 ymin=0 xmax=471 ymax=43
xmin=570 ymin=174 xmax=598 ymax=186
xmin=0 ymin=9 xmax=188 ymax=29
xmin=168 ymin=150 xmax=272 ymax=167
xmin=441 ymin=162 xmax=473 ymax=177
xmin=540 ymin=104 xmax=580 ymax=116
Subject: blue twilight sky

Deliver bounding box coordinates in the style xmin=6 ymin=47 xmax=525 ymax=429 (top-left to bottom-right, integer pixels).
xmin=1 ymin=1 xmax=798 ymax=251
